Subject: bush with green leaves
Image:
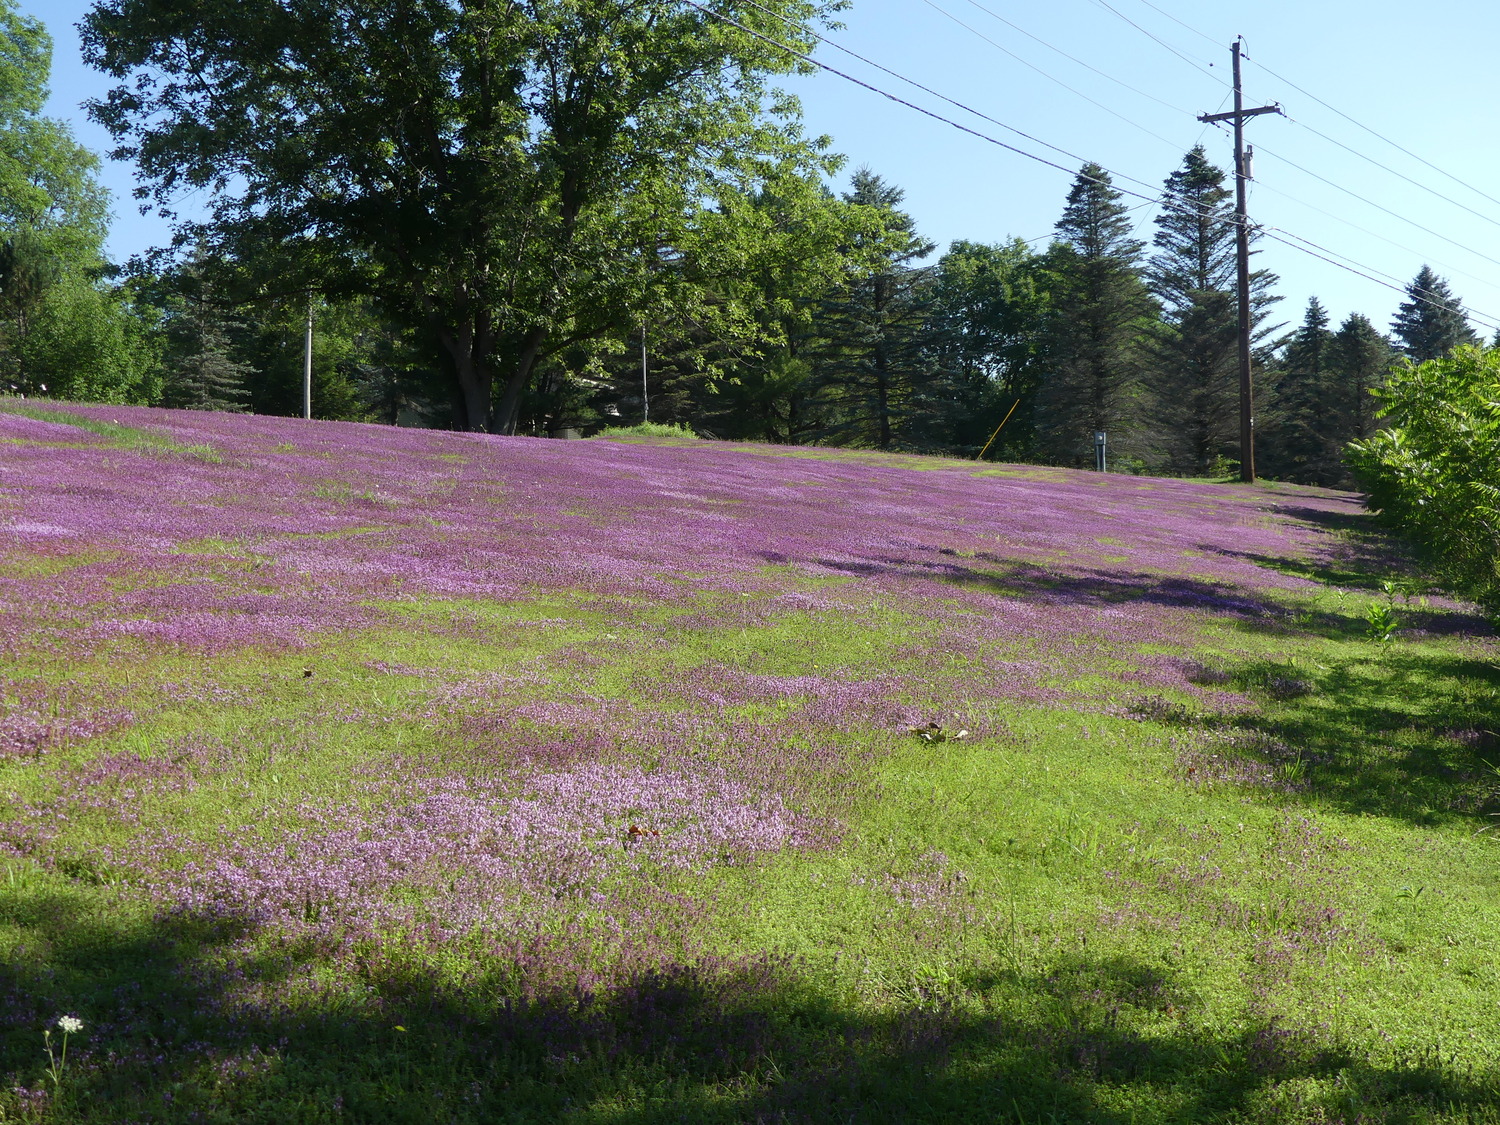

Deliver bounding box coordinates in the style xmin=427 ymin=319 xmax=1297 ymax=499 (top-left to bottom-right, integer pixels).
xmin=1347 ymin=345 xmax=1500 ymax=618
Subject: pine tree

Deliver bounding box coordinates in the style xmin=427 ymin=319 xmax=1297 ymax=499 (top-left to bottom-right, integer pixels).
xmin=811 ymin=169 xmax=934 ymax=449
xmin=1032 ymin=164 xmax=1155 ymax=467
xmin=1147 ymin=146 xmax=1279 ymax=475
xmin=1329 ymin=312 xmax=1391 ymax=445
xmin=1391 ymin=265 xmax=1476 ymax=362
xmin=1264 ymin=297 xmax=1336 ymax=483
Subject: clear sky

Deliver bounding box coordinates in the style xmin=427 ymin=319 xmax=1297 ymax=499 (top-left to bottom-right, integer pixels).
xmin=22 ymin=0 xmax=1500 ymax=340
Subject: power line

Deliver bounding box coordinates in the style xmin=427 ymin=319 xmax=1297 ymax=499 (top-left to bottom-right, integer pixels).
xmin=1247 ymin=167 xmax=1500 ymax=301
xmin=1282 ymin=115 xmax=1500 ymax=234
xmin=1248 ymin=55 xmax=1500 ymax=214
xmin=687 ymin=1 xmax=1500 ymax=331
xmin=735 ymin=0 xmax=1168 ymax=196
xmin=1259 ymin=225 xmax=1500 ymax=336
xmin=1107 ymin=0 xmax=1500 ymax=218
xmin=1082 ymin=0 xmax=1227 ymax=86
xmin=1121 ymin=0 xmax=1222 ymax=49
xmin=1021 ymin=197 xmax=1161 ymax=246
xmin=952 ymin=0 xmax=1194 ymax=115
xmin=916 ymin=0 xmax=1187 ymax=154
xmin=1250 ymin=142 xmax=1500 ymax=274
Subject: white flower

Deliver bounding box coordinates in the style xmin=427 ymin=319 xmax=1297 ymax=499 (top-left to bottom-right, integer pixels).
xmin=56 ymin=1016 xmax=83 ymax=1035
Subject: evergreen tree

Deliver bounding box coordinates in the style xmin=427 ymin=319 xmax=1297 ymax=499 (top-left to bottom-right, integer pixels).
xmin=1391 ymin=265 xmax=1476 ymax=361
xmin=810 ymin=169 xmax=934 ymax=449
xmin=1148 ymin=146 xmax=1279 ymax=475
xmin=158 ymin=264 xmax=251 ymax=411
xmin=1329 ymin=312 xmax=1392 ymax=445
xmin=1264 ymin=297 xmax=1337 ymax=483
xmin=1033 ymin=164 xmax=1155 ymax=467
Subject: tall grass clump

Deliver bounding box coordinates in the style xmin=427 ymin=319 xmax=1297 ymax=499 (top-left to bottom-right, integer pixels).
xmin=593 ymin=420 xmax=698 ymax=439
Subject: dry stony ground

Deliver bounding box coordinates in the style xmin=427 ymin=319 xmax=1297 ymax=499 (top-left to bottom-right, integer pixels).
xmin=1 ymin=401 xmax=1498 ymax=1124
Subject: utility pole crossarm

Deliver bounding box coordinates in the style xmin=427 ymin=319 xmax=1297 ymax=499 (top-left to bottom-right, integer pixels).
xmin=1198 ymin=104 xmax=1282 ymax=123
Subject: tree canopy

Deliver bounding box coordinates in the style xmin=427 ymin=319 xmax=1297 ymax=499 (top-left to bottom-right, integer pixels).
xmin=82 ymin=0 xmax=877 ymax=432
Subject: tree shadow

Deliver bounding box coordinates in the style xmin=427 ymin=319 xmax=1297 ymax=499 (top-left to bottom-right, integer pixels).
xmin=1179 ymin=649 xmax=1500 ymax=827
xmin=3 ymin=890 xmax=1497 ymax=1123
xmin=783 ymin=549 xmax=1425 ymax=642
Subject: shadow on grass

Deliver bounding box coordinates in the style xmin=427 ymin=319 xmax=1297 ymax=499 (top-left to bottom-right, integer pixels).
xmin=2 ymin=893 xmax=1498 ymax=1123
xmin=1186 ymin=648 xmax=1500 ymax=828
xmin=788 ymin=549 xmax=1478 ymax=643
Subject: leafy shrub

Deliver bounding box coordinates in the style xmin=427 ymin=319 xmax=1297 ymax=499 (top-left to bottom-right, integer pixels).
xmin=1347 ymin=346 xmax=1500 ymax=620
xmin=593 ymin=421 xmax=698 ymax=440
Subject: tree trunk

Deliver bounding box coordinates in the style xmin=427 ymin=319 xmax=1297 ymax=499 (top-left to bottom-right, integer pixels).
xmin=494 ymin=326 xmax=549 ymax=436
xmin=438 ymin=323 xmax=493 ymax=432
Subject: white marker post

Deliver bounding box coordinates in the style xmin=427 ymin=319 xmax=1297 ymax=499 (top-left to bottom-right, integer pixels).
xmin=303 ymin=295 xmax=314 ymax=421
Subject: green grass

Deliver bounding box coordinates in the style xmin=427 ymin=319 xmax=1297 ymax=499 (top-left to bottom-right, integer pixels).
xmin=0 ymin=399 xmax=223 ymax=462
xmin=592 ymin=421 xmax=700 ymax=440
xmin=4 ymin=471 xmax=1500 ymax=1120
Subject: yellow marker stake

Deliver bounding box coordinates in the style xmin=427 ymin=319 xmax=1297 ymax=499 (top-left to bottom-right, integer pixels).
xmin=975 ymin=398 xmax=1021 ymax=462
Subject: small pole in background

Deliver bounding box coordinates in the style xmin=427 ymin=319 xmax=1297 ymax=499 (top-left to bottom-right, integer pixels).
xmin=640 ymin=323 xmax=649 ymax=423
xmin=1094 ymin=430 xmax=1108 ymax=472
xmin=303 ymin=294 xmax=314 ymax=421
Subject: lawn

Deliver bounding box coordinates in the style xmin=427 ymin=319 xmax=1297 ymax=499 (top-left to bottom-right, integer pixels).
xmin=2 ymin=401 xmax=1498 ymax=1123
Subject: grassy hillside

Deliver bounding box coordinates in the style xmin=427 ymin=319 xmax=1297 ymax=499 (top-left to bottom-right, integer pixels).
xmin=2 ymin=401 xmax=1498 ymax=1124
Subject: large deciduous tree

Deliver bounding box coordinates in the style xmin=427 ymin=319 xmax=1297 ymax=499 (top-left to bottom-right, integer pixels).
xmin=922 ymin=237 xmax=1044 ymax=457
xmin=0 ymin=0 xmax=124 ymax=396
xmin=83 ymin=0 xmax=862 ymax=433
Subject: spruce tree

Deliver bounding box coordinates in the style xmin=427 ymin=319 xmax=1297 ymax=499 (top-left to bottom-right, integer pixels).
xmin=1264 ymin=297 xmax=1336 ymax=483
xmin=160 ymin=265 xmax=251 ymax=411
xmin=1033 ymin=164 xmax=1155 ymax=467
xmin=1391 ymin=265 xmax=1476 ymax=362
xmin=1329 ymin=312 xmax=1391 ymax=445
xmin=1147 ymin=146 xmax=1279 ymax=475
xmin=811 ymin=169 xmax=934 ymax=449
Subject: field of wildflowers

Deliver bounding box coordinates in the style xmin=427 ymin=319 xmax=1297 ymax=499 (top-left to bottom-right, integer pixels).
xmin=3 ymin=401 xmax=1500 ymax=1122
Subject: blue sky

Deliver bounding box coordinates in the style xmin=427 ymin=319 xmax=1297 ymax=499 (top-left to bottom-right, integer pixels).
xmin=23 ymin=0 xmax=1500 ymax=339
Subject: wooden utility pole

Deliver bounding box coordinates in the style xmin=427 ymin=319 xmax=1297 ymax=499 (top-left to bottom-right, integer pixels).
xmin=1198 ymin=39 xmax=1281 ymax=483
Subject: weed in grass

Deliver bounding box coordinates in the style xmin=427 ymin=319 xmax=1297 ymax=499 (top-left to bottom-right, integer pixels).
xmin=42 ymin=1017 xmax=83 ymax=1092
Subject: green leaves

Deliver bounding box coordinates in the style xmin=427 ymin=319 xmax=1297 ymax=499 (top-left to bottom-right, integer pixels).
xmin=1348 ymin=345 xmax=1500 ymax=621
xmin=82 ymin=0 xmax=856 ymax=432
xmin=0 ymin=0 xmax=121 ymax=397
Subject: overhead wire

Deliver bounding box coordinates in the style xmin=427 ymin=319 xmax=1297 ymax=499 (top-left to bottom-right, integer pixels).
xmin=915 ymin=0 xmax=1187 ymax=154
xmin=1279 ymin=115 xmax=1500 ymax=234
xmin=730 ymin=0 xmax=1166 ymax=196
xmin=1107 ymin=0 xmax=1500 ymax=218
xmin=1249 ymin=142 xmax=1500 ymax=273
xmin=685 ymin=1 xmax=1500 ymax=331
xmin=1249 ymin=54 xmax=1500 ymax=214
xmin=923 ymin=0 xmax=1500 ymax=280
xmin=1258 ymin=226 xmax=1500 ymax=335
xmin=1237 ymin=157 xmax=1500 ymax=300
xmin=1082 ymin=0 xmax=1227 ymax=86
xmin=951 ymin=0 xmax=1194 ymax=115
